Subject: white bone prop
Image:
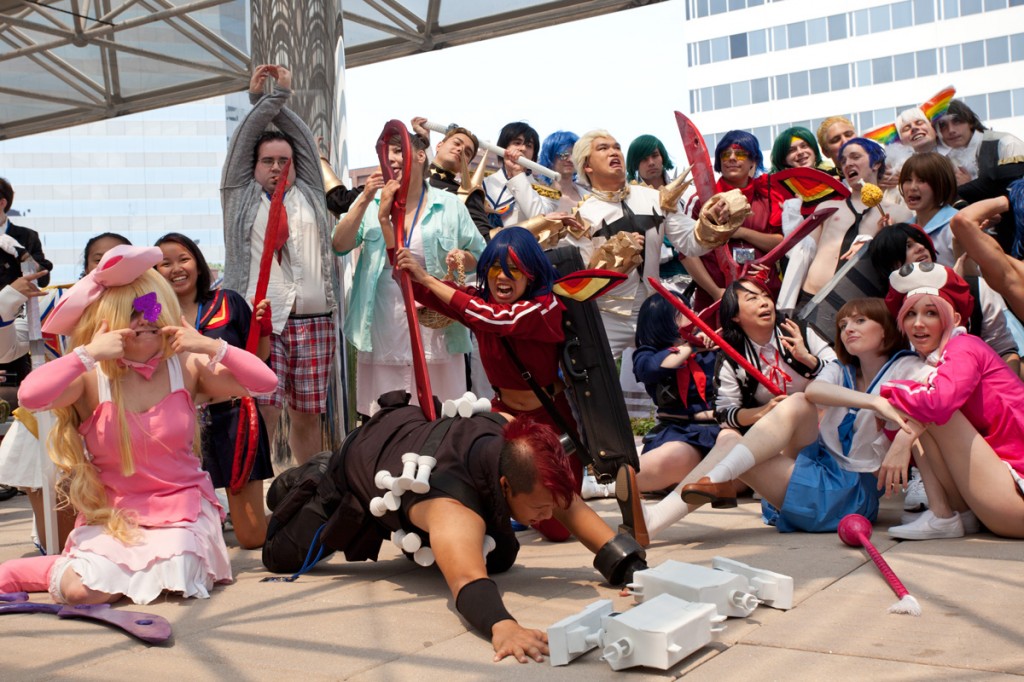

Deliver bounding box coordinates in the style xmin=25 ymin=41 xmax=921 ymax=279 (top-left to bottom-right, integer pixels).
xmin=458 ymin=397 xmax=492 ymax=418
xmin=599 ymin=594 xmax=724 ymax=672
xmin=392 ymin=529 xmax=423 ymax=554
xmin=482 ymin=534 xmax=497 ymax=559
xmin=383 ymin=491 xmax=401 ymax=512
xmin=369 ymin=496 xmax=388 ymax=517
xmin=712 ymin=557 xmax=794 ymax=610
xmin=441 ymin=399 xmax=459 ymax=418
xmin=628 ymin=560 xmax=760 ymax=619
xmin=547 ymin=599 xmax=613 ymax=666
xmin=413 ymin=546 xmax=435 ymax=567
xmin=374 ymin=470 xmax=401 ymax=494
xmin=410 ymin=455 xmax=436 ymax=494
xmin=398 ymin=452 xmax=420 ymax=490
xmin=422 ymin=120 xmax=561 ymax=181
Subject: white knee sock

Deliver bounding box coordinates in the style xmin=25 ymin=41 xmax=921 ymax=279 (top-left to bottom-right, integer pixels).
xmin=706 ymin=444 xmax=756 ymax=484
xmin=645 ymin=493 xmax=690 ymax=539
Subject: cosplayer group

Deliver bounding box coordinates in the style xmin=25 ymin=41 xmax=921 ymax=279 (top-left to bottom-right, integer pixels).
xmin=2 ymin=64 xmax=1024 ymax=664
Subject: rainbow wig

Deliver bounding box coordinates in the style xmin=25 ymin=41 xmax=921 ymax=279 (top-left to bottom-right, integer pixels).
xmin=476 ymin=226 xmax=558 ymax=301
xmin=626 ymin=134 xmax=675 ymax=183
xmin=714 ymin=130 xmax=764 ymax=175
xmin=539 ymin=130 xmax=579 ymax=185
xmin=770 ymin=127 xmax=823 ymax=172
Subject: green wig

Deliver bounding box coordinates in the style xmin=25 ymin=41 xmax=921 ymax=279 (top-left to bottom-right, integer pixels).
xmin=626 ymin=134 xmax=674 ymax=183
xmin=770 ymin=126 xmax=823 ymax=172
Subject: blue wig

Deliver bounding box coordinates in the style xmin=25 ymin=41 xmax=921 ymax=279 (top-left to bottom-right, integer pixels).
xmin=476 ymin=226 xmax=558 ymax=302
xmin=539 ymin=130 xmax=579 ymax=185
xmin=838 ymin=137 xmax=886 ymax=175
xmin=635 ymin=293 xmax=684 ymax=350
xmin=713 ymin=130 xmax=765 ymax=175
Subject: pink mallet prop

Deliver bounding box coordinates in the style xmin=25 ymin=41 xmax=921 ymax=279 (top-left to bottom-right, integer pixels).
xmin=838 ymin=513 xmax=921 ymax=616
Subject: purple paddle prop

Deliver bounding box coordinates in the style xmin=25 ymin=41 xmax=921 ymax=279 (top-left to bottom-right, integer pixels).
xmin=838 ymin=514 xmax=921 ymax=616
xmin=0 ymin=593 xmax=172 ymax=643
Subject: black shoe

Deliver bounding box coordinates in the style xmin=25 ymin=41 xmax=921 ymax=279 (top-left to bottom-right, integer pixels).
xmin=0 ymin=484 xmax=20 ymax=501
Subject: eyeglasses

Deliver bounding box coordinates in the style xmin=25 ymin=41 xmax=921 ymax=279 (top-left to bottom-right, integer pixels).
xmin=488 ymin=263 xmax=525 ymax=281
xmin=258 ymin=156 xmax=291 ymax=169
xmin=556 ymin=151 xmax=573 ymax=160
xmin=720 ymin=149 xmax=750 ymax=161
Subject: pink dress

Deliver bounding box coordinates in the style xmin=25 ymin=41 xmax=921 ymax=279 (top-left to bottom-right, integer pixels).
xmin=881 ymin=332 xmax=1024 ymax=475
xmin=56 ymin=356 xmax=232 ymax=604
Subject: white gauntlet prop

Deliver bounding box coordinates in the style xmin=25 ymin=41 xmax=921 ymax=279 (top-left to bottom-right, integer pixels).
xmin=695 ymin=188 xmax=751 ymax=248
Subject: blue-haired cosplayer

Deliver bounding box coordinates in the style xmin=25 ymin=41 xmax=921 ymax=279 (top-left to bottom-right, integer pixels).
xmin=689 ymin=130 xmax=784 ymax=313
xmin=632 ymin=293 xmax=720 ymax=467
xmin=539 ymin=131 xmax=580 ymax=185
xmin=403 ymin=226 xmax=581 ymax=540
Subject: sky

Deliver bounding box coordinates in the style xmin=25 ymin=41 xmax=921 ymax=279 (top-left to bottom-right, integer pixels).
xmin=340 ymin=0 xmax=689 ymax=172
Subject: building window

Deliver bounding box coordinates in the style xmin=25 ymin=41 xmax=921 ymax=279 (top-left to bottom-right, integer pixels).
xmin=773 ymin=25 xmax=788 ymax=50
xmin=960 ymin=0 xmax=984 ymax=14
xmin=749 ymin=29 xmax=768 ymax=55
xmin=700 ymin=86 xmax=713 ymax=111
xmin=1012 ymin=32 xmax=1024 ymax=61
xmin=810 ymin=67 xmax=829 ymax=94
xmin=699 ymin=40 xmax=711 ymax=65
xmin=856 ymin=59 xmax=872 ymax=86
xmin=872 ymin=56 xmax=894 ymax=84
xmin=830 ymin=64 xmax=851 ymax=90
xmin=828 ymin=13 xmax=847 ymax=41
xmin=894 ymin=52 xmax=916 ymax=80
xmin=962 ymin=39 xmax=985 ymax=68
xmin=945 ymin=44 xmax=962 ymax=71
xmin=914 ymin=0 xmax=936 ymax=22
xmin=943 ymin=0 xmax=960 ymax=18
xmin=870 ymin=4 xmax=892 ymax=32
xmin=790 ymin=70 xmax=809 ymax=98
xmin=732 ymin=81 xmax=752 ymax=106
xmin=730 ymin=33 xmax=748 ymax=59
xmin=714 ymin=83 xmax=732 ymax=109
xmin=917 ymin=48 xmax=939 ymax=76
xmin=986 ymin=0 xmax=1008 ymax=8
xmin=987 ymin=35 xmax=1010 ymax=64
xmin=989 ymin=90 xmax=1012 ymax=118
xmin=712 ymin=36 xmax=729 ymax=62
xmin=1014 ymin=88 xmax=1024 ymax=116
xmin=788 ymin=21 xmax=807 ymax=48
xmin=892 ymin=1 xmax=913 ymax=28
xmin=853 ymin=8 xmax=870 ymax=35
xmin=963 ymin=94 xmax=987 ymax=119
xmin=710 ymin=0 xmax=727 ymax=15
xmin=697 ymin=0 xmax=710 ymax=17
xmin=752 ymin=126 xmax=771 ymax=146
xmin=775 ymin=74 xmax=790 ymax=99
xmin=752 ymin=77 xmax=770 ymax=103
xmin=729 ymin=0 xmax=745 ymax=10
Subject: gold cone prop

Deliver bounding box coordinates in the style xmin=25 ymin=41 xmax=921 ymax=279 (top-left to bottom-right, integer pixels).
xmin=494 ymin=214 xmax=568 ymax=248
xmin=659 ymin=167 xmax=694 ymax=214
xmin=319 ymin=155 xmax=345 ymax=193
xmin=457 ymin=148 xmax=489 ymax=204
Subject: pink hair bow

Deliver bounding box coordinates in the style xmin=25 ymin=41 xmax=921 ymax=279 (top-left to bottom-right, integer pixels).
xmin=43 ymin=245 xmax=163 ymax=336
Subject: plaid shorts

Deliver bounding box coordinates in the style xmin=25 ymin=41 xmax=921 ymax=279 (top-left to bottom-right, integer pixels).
xmin=257 ymin=314 xmax=337 ymax=413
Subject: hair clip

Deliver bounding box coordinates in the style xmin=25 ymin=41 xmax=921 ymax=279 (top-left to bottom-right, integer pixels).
xmin=132 ymin=292 xmax=162 ymax=323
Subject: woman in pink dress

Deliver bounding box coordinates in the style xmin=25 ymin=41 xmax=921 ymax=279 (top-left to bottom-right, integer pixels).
xmin=0 ymin=245 xmax=277 ymax=604
xmin=881 ymin=262 xmax=1024 ymax=540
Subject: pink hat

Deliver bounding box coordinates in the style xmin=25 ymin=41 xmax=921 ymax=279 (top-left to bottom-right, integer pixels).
xmin=43 ymin=245 xmax=163 ymax=336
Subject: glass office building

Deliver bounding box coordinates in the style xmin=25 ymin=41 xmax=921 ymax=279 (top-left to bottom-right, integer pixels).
xmin=683 ymin=0 xmax=1024 ymax=152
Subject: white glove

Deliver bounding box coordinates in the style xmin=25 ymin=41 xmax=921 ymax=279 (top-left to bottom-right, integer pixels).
xmin=0 ymin=234 xmax=24 ymax=258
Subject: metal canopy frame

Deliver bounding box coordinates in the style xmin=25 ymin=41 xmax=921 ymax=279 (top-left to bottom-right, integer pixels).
xmin=1 ymin=0 xmax=661 ymax=140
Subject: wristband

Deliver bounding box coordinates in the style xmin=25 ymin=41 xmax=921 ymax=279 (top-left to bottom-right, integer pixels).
xmin=206 ymin=338 xmax=228 ymax=368
xmin=73 ymin=345 xmax=97 ymax=372
xmin=455 ymin=578 xmax=514 ymax=636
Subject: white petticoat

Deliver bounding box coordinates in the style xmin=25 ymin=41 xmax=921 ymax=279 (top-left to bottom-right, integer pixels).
xmin=49 ymin=498 xmax=232 ymax=605
xmin=0 ymin=417 xmax=45 ymax=489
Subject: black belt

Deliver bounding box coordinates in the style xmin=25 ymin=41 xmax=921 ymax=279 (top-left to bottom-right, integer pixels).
xmin=288 ymin=311 xmax=332 ymax=320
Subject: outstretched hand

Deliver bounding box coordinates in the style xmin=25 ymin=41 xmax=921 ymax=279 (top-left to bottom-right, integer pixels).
xmin=10 ymin=270 xmax=48 ymax=299
xmin=394 ymin=247 xmax=429 ymax=283
xmin=491 ymin=620 xmax=548 ymax=663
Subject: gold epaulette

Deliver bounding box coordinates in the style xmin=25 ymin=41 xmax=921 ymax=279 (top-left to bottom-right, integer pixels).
xmin=532 ymin=183 xmax=561 ymax=200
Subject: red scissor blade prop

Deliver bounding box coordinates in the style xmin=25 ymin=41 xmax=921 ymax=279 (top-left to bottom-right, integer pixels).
xmin=648 ymin=277 xmax=784 ymax=397
xmin=376 ymin=120 xmax=437 ymax=420
xmin=246 ymin=159 xmax=291 ymax=354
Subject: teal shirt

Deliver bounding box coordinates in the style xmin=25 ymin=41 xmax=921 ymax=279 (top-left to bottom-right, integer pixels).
xmin=340 ymin=185 xmax=485 ymax=354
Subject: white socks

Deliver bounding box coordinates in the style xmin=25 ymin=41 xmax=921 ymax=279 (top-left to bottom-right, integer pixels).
xmin=645 ymin=492 xmax=691 ymax=539
xmin=706 ymin=444 xmax=756 ymax=484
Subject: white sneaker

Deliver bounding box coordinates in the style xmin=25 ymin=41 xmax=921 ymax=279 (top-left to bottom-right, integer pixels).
xmin=903 ymin=467 xmax=928 ymax=512
xmin=580 ymin=473 xmax=613 ymax=500
xmin=889 ymin=509 xmax=964 ymax=540
xmin=900 ymin=509 xmax=982 ymax=534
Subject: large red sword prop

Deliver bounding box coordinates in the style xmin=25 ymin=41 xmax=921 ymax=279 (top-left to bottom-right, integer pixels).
xmin=648 ymin=277 xmax=785 ymax=397
xmin=377 ymin=120 xmax=437 ymax=420
xmin=675 ymin=111 xmax=739 ymax=284
xmin=245 ymin=159 xmax=291 ymax=354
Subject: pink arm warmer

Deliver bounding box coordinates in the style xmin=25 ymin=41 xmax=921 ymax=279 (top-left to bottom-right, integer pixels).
xmin=217 ymin=345 xmax=278 ymax=396
xmin=17 ymin=351 xmax=87 ymax=410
